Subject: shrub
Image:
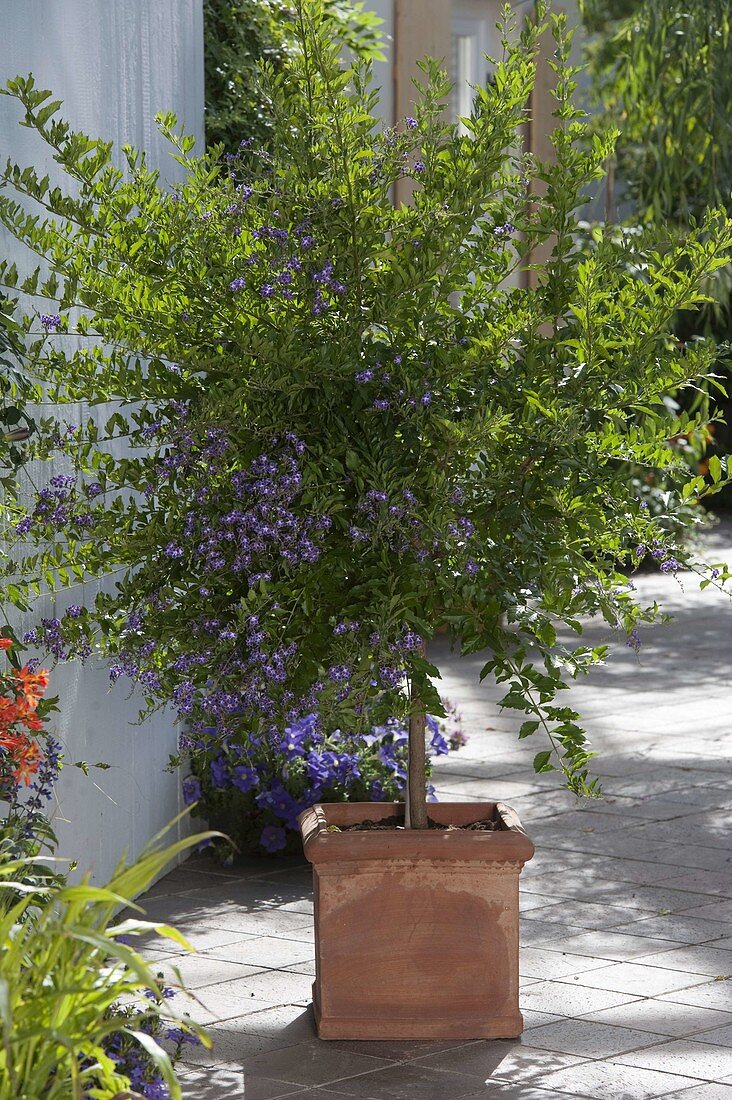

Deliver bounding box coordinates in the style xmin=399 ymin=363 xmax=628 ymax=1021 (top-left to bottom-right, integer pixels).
xmin=0 ymin=1 xmax=730 ymax=828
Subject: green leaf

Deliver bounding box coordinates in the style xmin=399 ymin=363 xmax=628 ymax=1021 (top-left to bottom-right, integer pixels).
xmin=533 ymin=750 xmax=555 ymax=773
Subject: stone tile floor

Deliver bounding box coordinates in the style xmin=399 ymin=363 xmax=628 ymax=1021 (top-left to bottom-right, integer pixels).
xmin=141 ymin=524 xmax=732 ymax=1098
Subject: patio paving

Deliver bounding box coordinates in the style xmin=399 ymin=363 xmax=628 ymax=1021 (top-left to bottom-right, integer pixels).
xmin=141 ymin=522 xmax=732 ymax=1099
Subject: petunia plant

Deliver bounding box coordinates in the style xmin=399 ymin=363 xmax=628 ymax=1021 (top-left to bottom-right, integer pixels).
xmin=0 ymin=1 xmax=731 ymax=832
xmin=187 ymin=703 xmax=467 ymax=855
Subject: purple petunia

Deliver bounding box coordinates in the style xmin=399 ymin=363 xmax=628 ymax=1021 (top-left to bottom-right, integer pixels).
xmin=260 ymin=824 xmax=287 ymax=853
xmin=182 ymin=775 xmax=202 ymax=805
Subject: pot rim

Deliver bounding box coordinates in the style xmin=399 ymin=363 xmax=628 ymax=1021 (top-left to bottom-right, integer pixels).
xmin=298 ymin=800 xmax=535 ymax=864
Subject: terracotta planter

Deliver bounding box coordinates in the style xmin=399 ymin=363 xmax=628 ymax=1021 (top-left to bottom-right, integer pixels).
xmin=298 ymin=800 xmax=534 ymax=1040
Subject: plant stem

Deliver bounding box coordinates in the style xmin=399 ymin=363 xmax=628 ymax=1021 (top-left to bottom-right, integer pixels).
xmin=405 ymin=687 xmax=428 ymax=830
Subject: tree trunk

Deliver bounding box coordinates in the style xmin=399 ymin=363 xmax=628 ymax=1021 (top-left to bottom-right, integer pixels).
xmin=405 ymin=688 xmax=428 ymax=830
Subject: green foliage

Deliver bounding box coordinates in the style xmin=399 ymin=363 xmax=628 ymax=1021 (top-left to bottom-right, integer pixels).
xmin=0 ymin=295 xmax=36 ymax=483
xmin=203 ymin=0 xmax=385 ymax=150
xmin=580 ymin=0 xmax=732 ymax=502
xmin=580 ymin=0 xmax=732 ymax=225
xmin=0 ymin=0 xmax=730 ymax=802
xmin=0 ymin=819 xmax=213 ymax=1099
xmin=0 ymin=813 xmax=66 ymax=919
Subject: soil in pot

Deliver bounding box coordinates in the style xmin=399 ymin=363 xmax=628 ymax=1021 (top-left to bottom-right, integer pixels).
xmin=333 ymin=814 xmax=501 ymax=832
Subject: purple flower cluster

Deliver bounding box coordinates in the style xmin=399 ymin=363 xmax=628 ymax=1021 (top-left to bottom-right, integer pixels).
xmin=189 ymin=705 xmax=468 ymax=854
xmin=228 ymin=214 xmax=346 ymax=314
xmin=636 ymin=540 xmax=681 ymax=575
xmin=23 ymin=737 xmax=63 ymax=815
xmin=15 ymin=475 xmax=98 ymax=538
xmin=99 ymin=996 xmax=199 ymax=1099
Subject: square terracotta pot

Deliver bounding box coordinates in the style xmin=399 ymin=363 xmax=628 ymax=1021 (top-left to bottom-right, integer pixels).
xmin=298 ymin=800 xmax=534 ymax=1040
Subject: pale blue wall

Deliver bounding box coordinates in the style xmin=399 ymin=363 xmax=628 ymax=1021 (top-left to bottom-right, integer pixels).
xmin=0 ymin=0 xmax=204 ymax=883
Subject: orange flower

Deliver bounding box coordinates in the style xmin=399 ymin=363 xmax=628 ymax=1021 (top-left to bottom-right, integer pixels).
xmin=0 ymin=731 xmax=26 ymax=753
xmin=0 ymin=638 xmax=12 ymax=651
xmin=0 ymin=698 xmax=20 ymax=728
xmin=12 ymin=740 xmax=42 ymax=785
xmin=14 ymin=666 xmax=50 ymax=708
xmin=20 ymin=712 xmax=44 ymax=732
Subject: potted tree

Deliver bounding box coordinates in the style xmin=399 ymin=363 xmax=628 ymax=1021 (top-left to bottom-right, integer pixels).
xmin=1 ymin=0 xmax=730 ymax=1041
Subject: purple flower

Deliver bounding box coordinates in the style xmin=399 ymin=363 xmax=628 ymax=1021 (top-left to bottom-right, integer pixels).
xmin=40 ymin=313 xmax=61 ymax=330
xmin=182 ymin=776 xmax=202 ymax=805
xmin=660 ymin=557 xmax=680 ymax=574
xmin=625 ymin=629 xmax=642 ymax=653
xmin=428 ymin=717 xmax=449 ymax=756
xmin=405 ymin=116 xmax=418 ymax=129
xmin=260 ymin=824 xmax=287 ymax=853
xmin=260 ymin=283 xmax=276 ymax=298
xmin=230 ymin=276 xmax=247 ymax=292
xmin=232 ymin=765 xmax=259 ymax=793
xmin=413 ymin=161 xmax=426 ymax=173
xmin=328 ymin=664 xmax=350 ymax=683
xmin=379 ymin=666 xmax=404 ymax=689
xmin=355 ymin=368 xmax=374 ymax=383
xmin=493 ymin=222 xmax=516 ymax=238
xmin=373 ymin=399 xmax=390 ymax=411
xmin=210 ymin=756 xmax=228 ymax=788
xmin=421 ymin=392 xmax=433 ymax=406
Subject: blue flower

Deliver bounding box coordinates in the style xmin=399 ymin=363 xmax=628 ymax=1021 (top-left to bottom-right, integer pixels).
xmin=182 ymin=775 xmax=202 ymax=805
xmin=232 ymin=765 xmax=259 ymax=793
xmin=260 ymin=824 xmax=288 ymax=853
xmin=370 ymin=779 xmax=386 ymax=800
xmin=210 ymin=756 xmax=228 ymax=788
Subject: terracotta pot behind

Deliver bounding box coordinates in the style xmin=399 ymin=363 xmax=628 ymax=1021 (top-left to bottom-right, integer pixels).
xmin=298 ymin=800 xmax=534 ymax=1040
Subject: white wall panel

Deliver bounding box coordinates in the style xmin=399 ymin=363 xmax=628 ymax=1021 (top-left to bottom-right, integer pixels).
xmin=0 ymin=0 xmax=204 ymax=883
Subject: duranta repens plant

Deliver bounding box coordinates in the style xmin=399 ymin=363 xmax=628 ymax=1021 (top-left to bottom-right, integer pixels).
xmin=0 ymin=0 xmax=731 ymax=830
